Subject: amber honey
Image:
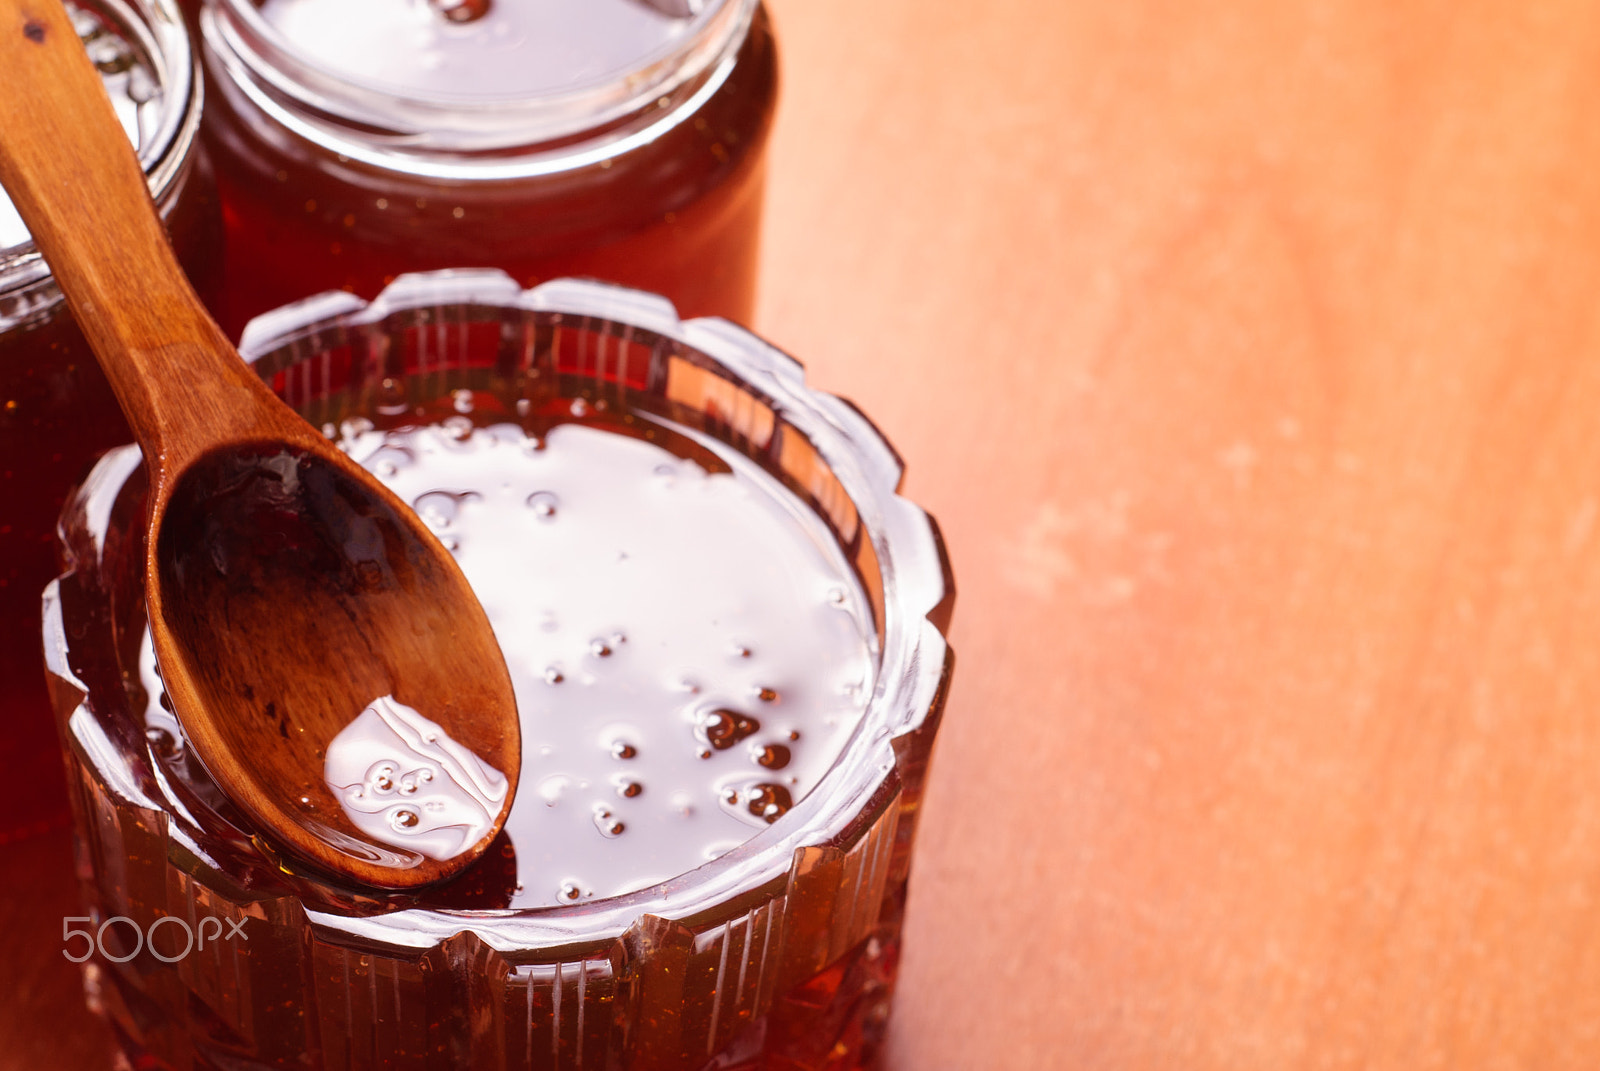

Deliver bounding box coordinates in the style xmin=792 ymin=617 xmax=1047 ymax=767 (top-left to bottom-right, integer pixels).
xmin=0 ymin=0 xmax=219 ymax=840
xmin=199 ymin=0 xmax=777 ymax=339
xmin=47 ymin=272 xmax=953 ymax=1070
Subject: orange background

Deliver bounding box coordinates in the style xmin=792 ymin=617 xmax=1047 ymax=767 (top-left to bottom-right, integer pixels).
xmin=762 ymin=2 xmax=1600 ymax=1067
xmin=12 ymin=0 xmax=1600 ymax=1066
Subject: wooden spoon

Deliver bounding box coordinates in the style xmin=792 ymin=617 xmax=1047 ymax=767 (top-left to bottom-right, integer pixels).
xmin=0 ymin=0 xmax=520 ymax=889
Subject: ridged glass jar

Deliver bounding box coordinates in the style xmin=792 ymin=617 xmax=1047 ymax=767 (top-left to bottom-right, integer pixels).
xmin=45 ymin=271 xmax=953 ymax=1070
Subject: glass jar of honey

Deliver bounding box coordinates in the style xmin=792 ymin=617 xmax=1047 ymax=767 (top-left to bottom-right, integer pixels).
xmin=46 ymin=270 xmax=954 ymax=1070
xmin=198 ymin=0 xmax=778 ymax=340
xmin=0 ymin=0 xmax=219 ymax=841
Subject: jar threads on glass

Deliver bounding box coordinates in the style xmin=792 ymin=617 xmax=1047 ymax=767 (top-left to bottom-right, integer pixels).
xmin=198 ymin=0 xmax=778 ymax=340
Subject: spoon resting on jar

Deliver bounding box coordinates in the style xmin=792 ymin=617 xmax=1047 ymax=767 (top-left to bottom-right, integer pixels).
xmin=0 ymin=0 xmax=520 ymax=889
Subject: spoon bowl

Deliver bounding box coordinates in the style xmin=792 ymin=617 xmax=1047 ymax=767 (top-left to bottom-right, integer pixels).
xmin=0 ymin=0 xmax=520 ymax=887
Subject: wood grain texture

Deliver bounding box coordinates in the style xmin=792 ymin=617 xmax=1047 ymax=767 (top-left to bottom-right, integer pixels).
xmin=754 ymin=0 xmax=1600 ymax=1067
xmin=0 ymin=0 xmax=519 ymax=891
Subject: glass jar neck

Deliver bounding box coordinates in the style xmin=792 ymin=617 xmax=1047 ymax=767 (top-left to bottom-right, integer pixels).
xmin=202 ymin=0 xmax=758 ymax=162
xmin=0 ymin=0 xmax=201 ymax=327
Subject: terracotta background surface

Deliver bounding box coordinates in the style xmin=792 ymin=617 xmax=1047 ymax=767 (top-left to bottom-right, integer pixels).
xmin=10 ymin=0 xmax=1600 ymax=1067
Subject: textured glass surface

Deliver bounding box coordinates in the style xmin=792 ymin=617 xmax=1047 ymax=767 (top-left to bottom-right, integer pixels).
xmin=44 ymin=271 xmax=954 ymax=1070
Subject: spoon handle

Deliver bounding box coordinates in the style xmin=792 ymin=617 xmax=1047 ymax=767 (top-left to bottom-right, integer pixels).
xmin=0 ymin=0 xmax=286 ymax=468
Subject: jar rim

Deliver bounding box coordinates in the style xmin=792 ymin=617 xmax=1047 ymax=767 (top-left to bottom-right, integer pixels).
xmin=0 ymin=0 xmax=201 ymax=323
xmin=203 ymin=0 xmax=758 ymax=156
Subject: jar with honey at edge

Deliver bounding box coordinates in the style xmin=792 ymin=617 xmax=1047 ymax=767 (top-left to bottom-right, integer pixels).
xmin=198 ymin=0 xmax=778 ymax=340
xmin=0 ymin=0 xmax=220 ymax=842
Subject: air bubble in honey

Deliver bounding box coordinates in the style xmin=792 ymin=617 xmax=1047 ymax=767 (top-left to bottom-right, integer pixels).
xmin=413 ymin=490 xmax=474 ymax=530
xmin=376 ymin=378 xmax=406 ymax=414
xmin=717 ymin=780 xmax=794 ymax=826
xmin=526 ymin=491 xmax=558 ymax=518
xmin=700 ymin=708 xmax=760 ymax=750
xmin=752 ymin=743 xmax=790 ymax=770
xmin=592 ymin=807 xmax=625 ymax=838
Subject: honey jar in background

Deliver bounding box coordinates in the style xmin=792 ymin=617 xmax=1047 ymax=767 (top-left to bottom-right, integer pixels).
xmin=0 ymin=0 xmax=220 ymax=840
xmin=198 ymin=0 xmax=778 ymax=340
